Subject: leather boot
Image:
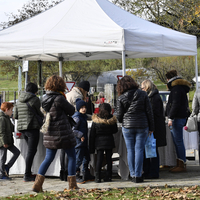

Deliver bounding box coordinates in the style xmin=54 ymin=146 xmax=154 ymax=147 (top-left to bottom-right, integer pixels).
xmin=32 ymin=174 xmax=45 ymax=193
xmin=95 ymin=172 xmax=101 ymax=183
xmin=103 ymin=171 xmax=112 ymax=182
xmin=64 ymin=170 xmax=68 ymax=181
xmin=83 ymin=169 xmax=95 ymax=182
xmin=68 ymin=175 xmax=79 ymax=189
xmin=170 ymin=159 xmax=186 ymax=173
xmin=169 ymin=159 xmax=179 ymax=172
xmin=60 ymin=170 xmax=64 ymax=181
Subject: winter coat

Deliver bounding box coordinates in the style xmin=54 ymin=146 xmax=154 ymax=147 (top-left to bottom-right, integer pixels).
xmin=0 ymin=110 xmax=14 ymax=147
xmin=166 ymin=77 xmax=191 ymax=119
xmin=72 ymin=111 xmax=88 ymax=148
xmin=14 ymin=92 xmax=43 ymax=131
xmin=41 ymin=91 xmax=76 ymax=149
xmin=89 ymin=114 xmax=118 ymax=154
xmin=116 ymin=88 xmax=154 ymax=131
xmin=66 ymin=87 xmax=83 ymax=110
xmin=148 ymin=89 xmax=166 ymax=147
xmin=192 ymin=89 xmax=200 ymax=122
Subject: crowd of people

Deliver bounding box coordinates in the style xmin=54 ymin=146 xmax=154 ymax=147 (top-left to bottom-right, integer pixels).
xmin=0 ymin=70 xmax=193 ymax=191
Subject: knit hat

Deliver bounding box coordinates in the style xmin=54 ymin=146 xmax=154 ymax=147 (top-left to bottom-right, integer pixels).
xmin=76 ymin=98 xmax=87 ymax=111
xmin=78 ymin=81 xmax=90 ymax=92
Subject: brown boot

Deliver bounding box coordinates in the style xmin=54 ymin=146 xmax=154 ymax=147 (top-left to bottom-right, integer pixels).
xmin=169 ymin=159 xmax=179 ymax=172
xmin=32 ymin=174 xmax=45 ymax=193
xmin=67 ymin=175 xmax=79 ymax=189
xmin=170 ymin=159 xmax=186 ymax=173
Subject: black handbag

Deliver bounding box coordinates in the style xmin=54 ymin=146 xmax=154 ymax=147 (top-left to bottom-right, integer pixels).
xmin=26 ymin=102 xmax=43 ymax=126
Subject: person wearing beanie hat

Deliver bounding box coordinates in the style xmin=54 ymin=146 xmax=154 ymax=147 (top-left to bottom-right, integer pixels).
xmin=71 ymin=98 xmax=95 ymax=184
xmin=76 ymin=98 xmax=87 ymax=112
xmin=66 ymin=81 xmax=90 ymax=110
xmin=78 ymin=81 xmax=90 ymax=92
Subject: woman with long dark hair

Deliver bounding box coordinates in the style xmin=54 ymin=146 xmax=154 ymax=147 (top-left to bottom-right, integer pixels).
xmin=116 ymin=76 xmax=154 ymax=183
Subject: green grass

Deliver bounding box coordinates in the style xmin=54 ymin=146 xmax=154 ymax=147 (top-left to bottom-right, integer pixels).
xmin=1 ymin=186 xmax=200 ymax=200
xmin=0 ymin=74 xmax=24 ymax=102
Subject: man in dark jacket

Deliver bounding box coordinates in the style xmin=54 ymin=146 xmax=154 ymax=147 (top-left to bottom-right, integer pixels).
xmin=14 ymin=83 xmax=43 ymax=181
xmin=166 ymin=70 xmax=191 ymax=172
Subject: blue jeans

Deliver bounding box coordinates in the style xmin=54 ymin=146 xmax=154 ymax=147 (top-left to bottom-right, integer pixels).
xmin=171 ymin=118 xmax=186 ymax=162
xmin=75 ymin=147 xmax=90 ymax=172
xmin=122 ymin=127 xmax=148 ymax=178
xmin=38 ymin=147 xmax=76 ymax=176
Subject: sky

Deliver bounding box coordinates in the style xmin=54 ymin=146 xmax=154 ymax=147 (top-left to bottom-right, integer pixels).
xmin=0 ymin=0 xmax=55 ymax=23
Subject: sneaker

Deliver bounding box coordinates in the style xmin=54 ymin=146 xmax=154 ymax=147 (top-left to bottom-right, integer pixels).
xmin=4 ymin=165 xmax=9 ymax=176
xmin=76 ymin=177 xmax=86 ymax=184
xmin=0 ymin=175 xmax=11 ymax=180
xmin=131 ymin=176 xmax=143 ymax=183
xmin=24 ymin=176 xmax=35 ymax=182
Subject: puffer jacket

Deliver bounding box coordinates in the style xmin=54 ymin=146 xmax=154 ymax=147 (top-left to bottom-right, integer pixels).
xmin=66 ymin=87 xmax=83 ymax=110
xmin=89 ymin=114 xmax=118 ymax=154
xmin=41 ymin=91 xmax=76 ymax=149
xmin=14 ymin=92 xmax=43 ymax=131
xmin=72 ymin=111 xmax=88 ymax=148
xmin=0 ymin=110 xmax=14 ymax=147
xmin=166 ymin=77 xmax=191 ymax=119
xmin=148 ymin=89 xmax=166 ymax=147
xmin=116 ymin=88 xmax=154 ymax=131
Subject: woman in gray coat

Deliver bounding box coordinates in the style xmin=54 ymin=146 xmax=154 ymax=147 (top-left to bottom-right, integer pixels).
xmin=191 ymin=89 xmax=200 ymax=160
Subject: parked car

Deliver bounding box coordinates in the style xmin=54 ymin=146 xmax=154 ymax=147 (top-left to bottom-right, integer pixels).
xmin=159 ymin=91 xmax=170 ymax=116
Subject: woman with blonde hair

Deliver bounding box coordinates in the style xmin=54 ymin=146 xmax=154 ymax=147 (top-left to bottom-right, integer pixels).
xmin=141 ymin=79 xmax=166 ymax=179
xmin=32 ymin=75 xmax=78 ymax=192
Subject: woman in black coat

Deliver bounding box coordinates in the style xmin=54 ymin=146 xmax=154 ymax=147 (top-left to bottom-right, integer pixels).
xmin=141 ymin=79 xmax=166 ymax=179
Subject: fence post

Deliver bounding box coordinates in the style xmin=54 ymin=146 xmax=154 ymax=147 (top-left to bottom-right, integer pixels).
xmin=14 ymin=91 xmax=16 ymax=104
xmin=7 ymin=91 xmax=9 ymax=102
xmin=2 ymin=91 xmax=6 ymax=103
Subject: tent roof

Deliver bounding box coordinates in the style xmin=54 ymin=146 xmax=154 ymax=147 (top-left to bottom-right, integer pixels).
xmin=0 ymin=0 xmax=197 ymax=61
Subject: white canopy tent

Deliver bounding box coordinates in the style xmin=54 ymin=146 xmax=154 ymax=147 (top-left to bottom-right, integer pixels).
xmin=0 ymin=0 xmax=198 ymax=87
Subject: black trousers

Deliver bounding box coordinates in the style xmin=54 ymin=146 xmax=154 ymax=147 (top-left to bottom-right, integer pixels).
xmin=60 ymin=149 xmax=68 ymax=171
xmin=21 ymin=129 xmax=40 ymax=177
xmin=96 ymin=149 xmax=112 ymax=174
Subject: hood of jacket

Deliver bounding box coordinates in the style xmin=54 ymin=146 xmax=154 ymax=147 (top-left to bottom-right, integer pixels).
xmin=148 ymin=88 xmax=159 ymax=98
xmin=92 ymin=114 xmax=117 ymax=125
xmin=18 ymin=92 xmax=36 ymax=103
xmin=167 ymin=77 xmax=191 ymax=93
xmin=42 ymin=91 xmax=61 ymax=112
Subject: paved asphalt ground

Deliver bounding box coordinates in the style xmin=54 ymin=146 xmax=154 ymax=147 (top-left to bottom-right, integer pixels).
xmin=0 ymin=160 xmax=200 ymax=198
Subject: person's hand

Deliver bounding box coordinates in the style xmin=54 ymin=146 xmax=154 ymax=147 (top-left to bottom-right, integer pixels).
xmin=3 ymin=144 xmax=8 ymax=148
xmin=168 ymin=120 xmax=173 ymax=127
xmin=148 ymin=131 xmax=153 ymax=136
xmin=81 ymin=137 xmax=85 ymax=142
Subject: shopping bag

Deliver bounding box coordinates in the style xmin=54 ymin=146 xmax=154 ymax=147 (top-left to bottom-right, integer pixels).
xmin=145 ymin=133 xmax=157 ymax=158
xmin=185 ymin=114 xmax=198 ymax=132
xmin=14 ymin=119 xmax=24 ymax=139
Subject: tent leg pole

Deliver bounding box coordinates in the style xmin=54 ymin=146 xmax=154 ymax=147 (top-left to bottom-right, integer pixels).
xmin=37 ymin=60 xmax=43 ymax=99
xmin=59 ymin=57 xmax=63 ymax=77
xmin=195 ymin=55 xmax=198 ymax=90
xmin=122 ymin=51 xmax=126 ymax=76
